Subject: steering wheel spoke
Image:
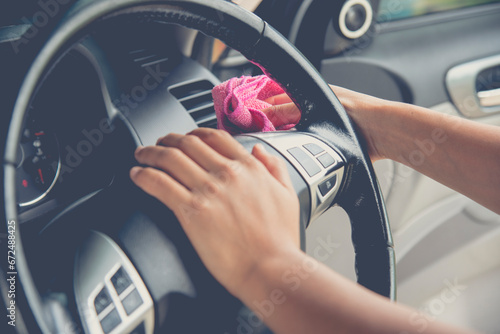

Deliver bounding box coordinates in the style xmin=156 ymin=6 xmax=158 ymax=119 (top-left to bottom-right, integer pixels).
xmin=237 ymin=132 xmax=346 ymax=223
xmin=74 ymin=230 xmax=155 ymax=334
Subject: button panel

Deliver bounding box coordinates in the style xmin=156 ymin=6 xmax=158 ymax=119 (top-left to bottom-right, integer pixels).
xmin=130 ymin=323 xmax=146 ymax=334
xmin=74 ymin=231 xmax=154 ymax=334
xmin=303 ymin=143 xmax=325 ymax=155
xmin=122 ymin=289 xmax=144 ymax=315
xmin=111 ymin=267 xmax=133 ymax=295
xmin=100 ymin=309 xmax=121 ymax=334
xmin=94 ymin=287 xmax=112 ymax=315
xmin=317 ymin=152 xmax=336 ymax=168
xmin=287 ymin=147 xmax=321 ymax=177
xmin=318 ymin=175 xmax=337 ymax=196
xmin=92 ymin=266 xmax=146 ymax=332
xmin=240 ymin=132 xmax=345 ymax=221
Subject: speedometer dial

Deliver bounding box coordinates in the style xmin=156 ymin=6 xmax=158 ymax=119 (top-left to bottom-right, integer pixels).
xmin=16 ymin=124 xmax=61 ymax=207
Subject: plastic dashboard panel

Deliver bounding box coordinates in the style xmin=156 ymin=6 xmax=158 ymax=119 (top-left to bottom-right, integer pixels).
xmin=3 ymin=2 xmax=395 ymax=333
xmin=320 ymin=3 xmax=500 ymax=109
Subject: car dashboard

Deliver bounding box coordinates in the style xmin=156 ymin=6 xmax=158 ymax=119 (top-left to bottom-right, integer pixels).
xmin=5 ymin=19 xmax=251 ymax=332
xmin=2 ymin=1 xmax=500 ymax=333
xmin=16 ymin=21 xmax=226 ymax=226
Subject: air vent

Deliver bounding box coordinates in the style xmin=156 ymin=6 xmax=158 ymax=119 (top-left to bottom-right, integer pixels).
xmin=113 ymin=47 xmax=179 ymax=93
xmin=129 ymin=48 xmax=171 ymax=68
xmin=170 ymin=80 xmax=218 ymax=128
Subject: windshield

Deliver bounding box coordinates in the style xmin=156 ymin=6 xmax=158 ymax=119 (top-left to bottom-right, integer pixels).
xmin=377 ymin=0 xmax=500 ymax=22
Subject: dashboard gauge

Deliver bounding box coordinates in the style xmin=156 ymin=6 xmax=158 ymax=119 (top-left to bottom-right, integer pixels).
xmin=16 ymin=124 xmax=61 ymax=207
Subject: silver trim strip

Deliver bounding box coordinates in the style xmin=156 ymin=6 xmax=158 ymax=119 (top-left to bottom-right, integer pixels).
xmin=478 ymin=88 xmax=500 ymax=107
xmin=19 ymin=142 xmax=62 ymax=208
xmin=288 ymin=0 xmax=313 ymax=44
xmin=446 ymin=54 xmax=500 ymax=118
xmin=339 ymin=0 xmax=373 ymax=40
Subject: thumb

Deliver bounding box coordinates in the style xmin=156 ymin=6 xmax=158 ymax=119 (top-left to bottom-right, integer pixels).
xmin=252 ymin=144 xmax=293 ymax=190
xmin=262 ymin=102 xmax=301 ymax=127
xmin=264 ymin=93 xmax=293 ymax=105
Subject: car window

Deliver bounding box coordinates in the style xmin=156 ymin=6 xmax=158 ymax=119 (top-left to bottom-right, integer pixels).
xmin=377 ymin=0 xmax=500 ymax=22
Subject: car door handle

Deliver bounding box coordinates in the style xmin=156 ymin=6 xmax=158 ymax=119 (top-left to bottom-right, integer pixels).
xmin=478 ymin=88 xmax=500 ymax=107
xmin=446 ymin=54 xmax=500 ymax=118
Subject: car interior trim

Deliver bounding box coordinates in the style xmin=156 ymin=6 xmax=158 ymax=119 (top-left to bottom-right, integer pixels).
xmin=446 ymin=54 xmax=500 ymax=118
xmin=242 ymin=132 xmax=345 ymax=222
xmin=74 ymin=230 xmax=154 ymax=334
xmin=377 ymin=2 xmax=500 ymax=33
xmin=4 ymin=1 xmax=395 ymax=331
xmin=477 ymin=87 xmax=500 ymax=108
xmin=338 ymin=0 xmax=373 ymax=40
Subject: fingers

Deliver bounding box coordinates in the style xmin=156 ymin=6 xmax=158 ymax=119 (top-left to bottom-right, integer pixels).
xmin=134 ymin=146 xmax=209 ymax=190
xmin=252 ymin=144 xmax=293 ymax=190
xmin=132 ymin=129 xmax=253 ymax=205
xmin=263 ymin=103 xmax=301 ymax=128
xmin=264 ymin=93 xmax=293 ymax=105
xmin=130 ymin=166 xmax=191 ymax=211
xmin=156 ymin=133 xmax=228 ymax=171
xmin=186 ymin=128 xmax=252 ymax=161
xmin=263 ymin=92 xmax=301 ymax=127
xmin=133 ymin=128 xmax=296 ymax=202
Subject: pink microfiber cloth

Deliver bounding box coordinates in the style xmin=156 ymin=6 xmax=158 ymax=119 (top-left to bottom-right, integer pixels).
xmin=212 ymin=75 xmax=297 ymax=134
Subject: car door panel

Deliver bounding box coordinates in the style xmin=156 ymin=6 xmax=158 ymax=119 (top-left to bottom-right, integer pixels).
xmin=304 ymin=2 xmax=500 ymax=332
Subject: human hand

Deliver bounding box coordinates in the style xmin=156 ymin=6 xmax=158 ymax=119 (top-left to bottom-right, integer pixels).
xmin=129 ymin=128 xmax=300 ymax=297
xmin=263 ymin=85 xmax=391 ymax=162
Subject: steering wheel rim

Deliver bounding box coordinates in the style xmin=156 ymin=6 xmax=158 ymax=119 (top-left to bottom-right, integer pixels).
xmin=4 ymin=0 xmax=395 ymax=332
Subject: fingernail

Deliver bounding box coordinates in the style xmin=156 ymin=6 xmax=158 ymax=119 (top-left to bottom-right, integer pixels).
xmin=135 ymin=146 xmax=144 ymax=154
xmin=130 ymin=166 xmax=142 ymax=179
xmin=254 ymin=143 xmax=265 ymax=153
xmin=263 ymin=96 xmax=274 ymax=104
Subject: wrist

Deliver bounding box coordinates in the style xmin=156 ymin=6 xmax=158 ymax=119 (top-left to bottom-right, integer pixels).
xmin=328 ymin=84 xmax=401 ymax=161
xmin=231 ymin=247 xmax=306 ymax=306
xmin=365 ymin=99 xmax=405 ymax=161
xmin=348 ymin=97 xmax=398 ymax=161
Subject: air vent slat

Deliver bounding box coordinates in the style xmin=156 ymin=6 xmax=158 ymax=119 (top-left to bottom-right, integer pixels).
xmin=129 ymin=49 xmax=146 ymax=55
xmin=128 ymin=48 xmax=172 ymax=69
xmin=178 ymin=90 xmax=212 ymax=102
xmin=141 ymin=57 xmax=170 ymax=68
xmin=180 ymin=92 xmax=213 ymax=111
xmin=170 ymin=80 xmax=215 ymax=99
xmin=190 ymin=105 xmax=216 ymax=120
xmin=196 ymin=114 xmax=218 ymax=125
xmin=170 ymin=80 xmax=217 ymax=128
xmin=133 ymin=54 xmax=157 ymax=62
xmin=187 ymin=102 xmax=215 ymax=114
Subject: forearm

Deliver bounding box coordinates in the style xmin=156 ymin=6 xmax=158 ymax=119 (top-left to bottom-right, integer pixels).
xmin=236 ymin=250 xmax=474 ymax=334
xmin=339 ymin=87 xmax=500 ymax=214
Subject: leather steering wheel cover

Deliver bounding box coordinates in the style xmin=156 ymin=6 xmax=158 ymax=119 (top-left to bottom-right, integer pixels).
xmin=5 ymin=0 xmax=395 ymax=331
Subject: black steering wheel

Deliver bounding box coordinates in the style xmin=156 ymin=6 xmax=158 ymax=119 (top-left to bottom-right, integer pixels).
xmin=4 ymin=0 xmax=394 ymax=333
